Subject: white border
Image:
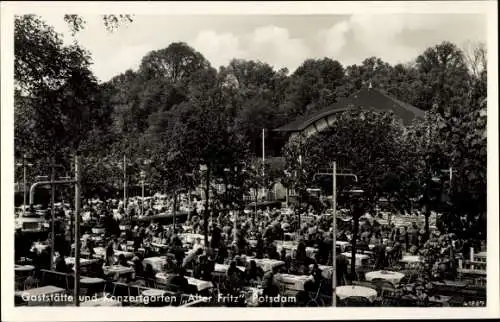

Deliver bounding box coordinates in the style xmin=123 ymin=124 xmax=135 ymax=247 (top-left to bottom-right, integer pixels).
xmin=1 ymin=1 xmax=498 ymax=321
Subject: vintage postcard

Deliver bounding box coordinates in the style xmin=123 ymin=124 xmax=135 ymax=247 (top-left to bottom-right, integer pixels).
xmin=1 ymin=1 xmax=498 ymax=321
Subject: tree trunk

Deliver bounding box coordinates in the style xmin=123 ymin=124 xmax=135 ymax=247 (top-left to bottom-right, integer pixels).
xmin=204 ymin=167 xmax=210 ymax=248
xmin=351 ymin=215 xmax=359 ymax=280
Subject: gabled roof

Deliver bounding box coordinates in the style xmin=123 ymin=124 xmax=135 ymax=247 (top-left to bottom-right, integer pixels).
xmin=274 ymin=87 xmax=425 ymax=132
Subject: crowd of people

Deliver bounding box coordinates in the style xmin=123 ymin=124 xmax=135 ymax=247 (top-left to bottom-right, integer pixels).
xmin=15 ymin=193 xmax=486 ymax=307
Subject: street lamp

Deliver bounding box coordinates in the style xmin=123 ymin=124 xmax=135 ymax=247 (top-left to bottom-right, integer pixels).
xmin=314 ymin=162 xmax=359 ymax=307
xmin=16 ymin=154 xmax=33 ymax=215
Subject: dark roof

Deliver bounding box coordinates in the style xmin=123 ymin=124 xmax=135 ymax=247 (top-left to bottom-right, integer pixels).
xmin=274 ymin=88 xmax=425 ymax=132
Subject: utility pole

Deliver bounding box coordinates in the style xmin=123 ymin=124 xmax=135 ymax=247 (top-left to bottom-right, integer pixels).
xmin=50 ymin=158 xmax=56 ymax=269
xmin=74 ymin=156 xmax=81 ymax=306
xmin=123 ymin=155 xmax=127 ymax=209
xmin=332 ymin=161 xmax=337 ymax=308
xmin=16 ymin=154 xmax=33 ymax=215
xmin=262 ymin=128 xmax=266 ymax=201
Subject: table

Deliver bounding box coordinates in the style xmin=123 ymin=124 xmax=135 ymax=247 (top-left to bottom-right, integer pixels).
xmin=336 ymin=285 xmax=377 ymax=302
xmin=336 ymin=241 xmax=351 ymax=252
xmin=275 ymin=241 xmax=318 ymax=257
xmin=80 ymin=297 xmax=122 ymax=307
xmin=275 ymin=273 xmax=314 ymax=291
xmin=341 ymin=252 xmax=370 ymax=267
xmin=103 ymin=265 xmax=135 ymax=280
xmin=399 ymin=255 xmax=422 ymax=265
xmin=16 ymin=285 xmax=66 ymax=305
xmin=246 ymin=257 xmax=285 ymax=272
xmin=93 ymin=248 xmax=134 ymax=259
xmin=309 ymin=264 xmax=334 ymax=279
xmin=143 ymin=256 xmax=167 ymax=272
xmin=62 ymin=257 xmax=98 ymax=267
xmin=214 ymin=263 xmax=245 ymax=274
xmin=457 ymin=268 xmax=487 ymax=276
xmin=475 ymin=252 xmax=487 ymax=263
xmin=155 ymin=273 xmax=213 ymax=292
xmin=179 ymin=233 xmax=207 ymax=244
xmin=15 ymin=265 xmax=35 ymax=272
xmin=365 ymin=270 xmax=405 ymax=285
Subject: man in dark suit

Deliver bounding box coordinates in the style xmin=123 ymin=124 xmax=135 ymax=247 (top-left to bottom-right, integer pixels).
xmin=336 ymin=253 xmax=348 ymax=286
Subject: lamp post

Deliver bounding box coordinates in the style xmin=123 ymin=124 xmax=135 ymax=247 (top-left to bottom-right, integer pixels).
xmin=314 ymin=164 xmax=359 ymax=307
xmin=16 ymin=154 xmax=33 ymax=215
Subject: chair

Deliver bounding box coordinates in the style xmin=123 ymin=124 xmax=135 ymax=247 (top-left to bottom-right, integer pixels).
xmin=343 ymin=296 xmax=372 ymax=307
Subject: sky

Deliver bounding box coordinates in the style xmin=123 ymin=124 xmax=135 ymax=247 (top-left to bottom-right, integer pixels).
xmin=40 ymin=13 xmax=488 ymax=83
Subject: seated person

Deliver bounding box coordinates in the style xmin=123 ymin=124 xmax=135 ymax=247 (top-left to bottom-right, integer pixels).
xmin=116 ymin=254 xmax=130 ymax=267
xmin=262 ymin=266 xmax=280 ymax=299
xmin=143 ymin=264 xmax=156 ymax=280
xmin=226 ymin=260 xmax=244 ymax=293
xmin=55 ymin=253 xmax=69 ymax=273
xmin=244 ymin=260 xmax=264 ymax=284
xmin=90 ymin=259 xmax=105 ymax=279
xmin=165 ymin=267 xmax=190 ymax=293
xmin=132 ymin=256 xmax=144 ymax=276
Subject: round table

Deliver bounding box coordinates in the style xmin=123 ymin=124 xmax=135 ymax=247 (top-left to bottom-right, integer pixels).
xmin=336 ymin=285 xmax=377 ymax=302
xmin=81 ymin=277 xmax=105 ymax=296
xmin=365 ymin=270 xmax=405 ymax=285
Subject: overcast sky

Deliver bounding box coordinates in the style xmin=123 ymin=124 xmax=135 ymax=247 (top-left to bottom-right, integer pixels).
xmin=40 ymin=13 xmax=487 ymax=83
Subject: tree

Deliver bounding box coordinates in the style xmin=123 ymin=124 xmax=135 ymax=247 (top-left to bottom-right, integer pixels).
xmin=14 ymin=15 xmax=105 ymax=172
xmin=415 ymin=41 xmax=471 ymax=116
xmin=138 ymin=42 xmax=211 ymax=84
xmin=281 ymin=58 xmax=346 ymax=117
xmin=63 ymin=14 xmax=133 ymax=35
xmin=283 ymin=110 xmax=408 ymax=276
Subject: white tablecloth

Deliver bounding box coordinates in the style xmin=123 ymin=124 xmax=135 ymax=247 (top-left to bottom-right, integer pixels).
xmin=275 ymin=273 xmax=314 ymax=291
xmin=246 ymin=257 xmax=285 ymax=272
xmin=214 ymin=263 xmax=245 ymax=274
xmin=365 ymin=270 xmax=405 ymax=285
xmin=15 ymin=264 xmax=35 ymax=272
xmin=179 ymin=233 xmax=208 ymax=244
xmin=143 ymin=257 xmax=167 ymax=272
xmin=309 ymin=265 xmax=333 ymax=279
xmin=155 ymin=273 xmax=213 ymax=291
xmin=336 ymin=285 xmax=377 ymax=302
xmin=275 ymin=241 xmax=317 ymax=257
xmin=336 ymin=241 xmax=351 ymax=252
xmin=103 ymin=265 xmax=135 ymax=280
xmin=341 ymin=252 xmax=370 ymax=267
xmin=400 ymin=255 xmax=422 ymax=264
xmin=93 ymin=248 xmax=134 ymax=259
xmin=63 ymin=257 xmax=98 ymax=267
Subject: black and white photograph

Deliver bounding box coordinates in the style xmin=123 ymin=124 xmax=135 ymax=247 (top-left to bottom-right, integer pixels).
xmin=1 ymin=1 xmax=498 ymax=320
